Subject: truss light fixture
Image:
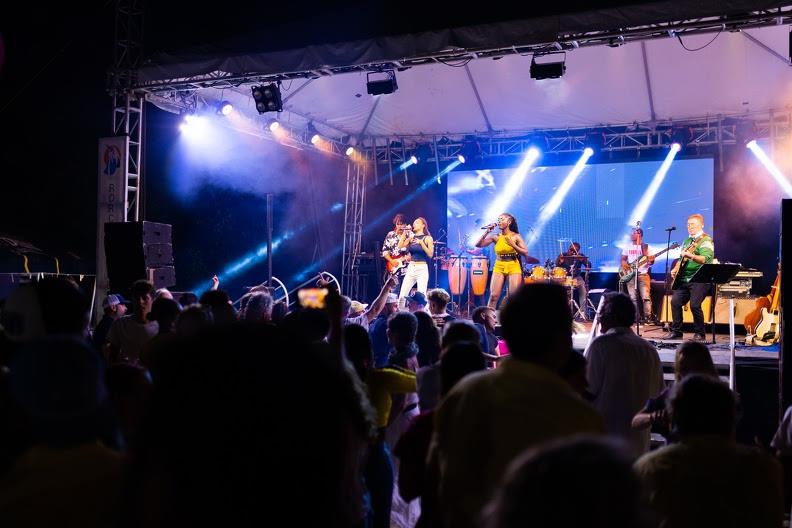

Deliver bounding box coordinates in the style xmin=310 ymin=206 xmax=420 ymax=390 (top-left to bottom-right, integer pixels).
xmin=218 ymin=100 xmax=233 ymax=116
xmin=584 ymin=130 xmax=606 ymax=154
xmin=671 ymin=127 xmax=693 ymax=149
xmin=366 ymin=70 xmax=398 ymax=95
xmin=251 ymin=83 xmax=283 ymax=113
xmin=530 ymin=52 xmax=566 ymax=80
xmin=414 ymin=143 xmax=433 ymax=163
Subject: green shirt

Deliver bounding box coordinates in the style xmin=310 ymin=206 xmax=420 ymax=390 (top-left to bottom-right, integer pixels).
xmin=678 ymin=233 xmax=714 ymax=282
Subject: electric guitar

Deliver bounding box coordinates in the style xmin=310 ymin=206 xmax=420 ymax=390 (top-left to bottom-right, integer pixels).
xmin=386 ymin=255 xmax=410 ymax=274
xmin=750 ymin=265 xmax=781 ymax=346
xmin=619 ymin=243 xmax=679 ymax=283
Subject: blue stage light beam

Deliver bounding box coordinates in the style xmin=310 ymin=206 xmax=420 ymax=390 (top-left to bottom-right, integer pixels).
xmin=483 ymin=148 xmax=541 ymax=222
xmin=527 ymin=147 xmax=593 ymax=247
xmin=399 ymin=156 xmax=418 ymax=171
xmin=747 ymin=140 xmax=792 ymax=197
xmin=291 ymin=160 xmax=463 ymax=283
xmin=626 ymin=143 xmax=682 ymax=227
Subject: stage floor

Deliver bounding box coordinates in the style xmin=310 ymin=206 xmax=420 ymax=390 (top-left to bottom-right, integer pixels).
xmin=571 ymin=322 xmax=779 ymax=367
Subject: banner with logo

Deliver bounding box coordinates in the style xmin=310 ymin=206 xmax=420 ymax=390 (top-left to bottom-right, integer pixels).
xmin=97 ymin=137 xmax=128 ymax=300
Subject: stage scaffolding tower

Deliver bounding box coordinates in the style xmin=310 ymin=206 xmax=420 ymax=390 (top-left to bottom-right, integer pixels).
xmin=342 ymin=163 xmax=367 ymax=299
xmin=110 ymin=0 xmax=145 ymax=222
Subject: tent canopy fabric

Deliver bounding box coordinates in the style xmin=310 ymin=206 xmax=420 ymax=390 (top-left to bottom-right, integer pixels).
xmin=137 ymin=1 xmax=792 ymax=139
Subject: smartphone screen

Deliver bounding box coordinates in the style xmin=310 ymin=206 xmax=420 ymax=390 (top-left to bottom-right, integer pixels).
xmin=298 ymin=288 xmax=328 ymax=309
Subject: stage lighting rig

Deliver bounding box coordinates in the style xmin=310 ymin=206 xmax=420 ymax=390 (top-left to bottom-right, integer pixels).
xmin=366 ymin=70 xmax=398 ymax=95
xmin=251 ymin=83 xmax=283 ymax=113
xmin=530 ymin=52 xmax=566 ymax=80
xmin=584 ymin=130 xmax=606 ymax=154
xmin=671 ymin=127 xmax=693 ymax=149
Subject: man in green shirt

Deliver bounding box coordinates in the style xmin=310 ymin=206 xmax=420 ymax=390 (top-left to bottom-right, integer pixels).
xmin=663 ymin=214 xmax=714 ymax=341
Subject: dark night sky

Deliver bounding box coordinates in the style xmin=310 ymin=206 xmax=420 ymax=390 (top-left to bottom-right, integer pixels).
xmin=0 ymin=0 xmax=683 ymax=270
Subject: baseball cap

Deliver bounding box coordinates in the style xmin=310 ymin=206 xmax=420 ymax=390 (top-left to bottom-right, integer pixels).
xmin=406 ymin=291 xmax=427 ymax=306
xmin=103 ymin=293 xmax=129 ymax=309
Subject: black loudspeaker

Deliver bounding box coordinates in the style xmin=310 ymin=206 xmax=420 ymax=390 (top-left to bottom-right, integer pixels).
xmin=105 ymin=221 xmax=176 ymax=293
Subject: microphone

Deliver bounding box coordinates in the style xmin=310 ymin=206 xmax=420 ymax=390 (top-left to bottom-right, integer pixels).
xmin=665 ymin=226 xmax=677 ymax=232
xmin=481 ymin=222 xmax=497 ymax=230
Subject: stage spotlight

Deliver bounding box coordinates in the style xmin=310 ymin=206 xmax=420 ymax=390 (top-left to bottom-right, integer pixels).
xmin=218 ymin=101 xmax=233 ymax=116
xmin=414 ymin=144 xmax=433 ymax=163
xmin=366 ymin=70 xmax=398 ymax=95
xmin=251 ymin=83 xmax=283 ymax=113
xmin=584 ymin=131 xmax=605 ymax=153
xmin=269 ymin=120 xmax=280 ymax=132
xmin=528 ymin=133 xmax=549 ymax=152
xmin=461 ymin=137 xmax=483 ymax=162
xmin=671 ymin=127 xmax=692 ymax=149
xmin=410 ymin=155 xmax=418 ymax=165
xmin=346 ymin=146 xmax=355 ymax=157
xmin=457 ymin=154 xmax=465 ymax=164
xmin=311 ymin=134 xmax=321 ymax=145
xmin=747 ymin=140 xmax=792 ymax=197
xmin=530 ymin=52 xmax=566 ymax=80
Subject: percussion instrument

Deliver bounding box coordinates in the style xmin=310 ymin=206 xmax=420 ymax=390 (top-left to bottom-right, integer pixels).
xmin=551 ymin=267 xmax=568 ymax=280
xmin=470 ymin=256 xmax=489 ymax=296
xmin=448 ymin=255 xmax=468 ymax=295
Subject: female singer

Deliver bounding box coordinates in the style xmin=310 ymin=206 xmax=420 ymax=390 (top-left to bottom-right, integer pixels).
xmin=398 ymin=217 xmax=434 ymax=309
xmin=476 ymin=213 xmax=530 ymax=309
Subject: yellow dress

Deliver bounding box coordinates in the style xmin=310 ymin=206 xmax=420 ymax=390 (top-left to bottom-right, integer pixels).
xmin=493 ymin=234 xmax=522 ymax=275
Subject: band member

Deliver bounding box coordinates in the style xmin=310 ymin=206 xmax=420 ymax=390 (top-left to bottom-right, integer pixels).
xmin=476 ymin=213 xmax=530 ymax=309
xmin=621 ymin=227 xmax=656 ymax=323
xmin=398 ymin=217 xmax=434 ymax=310
xmin=663 ymin=214 xmax=714 ymax=341
xmin=382 ymin=213 xmax=410 ymax=278
xmin=555 ymin=242 xmax=591 ymax=320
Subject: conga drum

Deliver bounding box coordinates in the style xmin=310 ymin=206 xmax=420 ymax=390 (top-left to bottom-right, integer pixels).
xmin=448 ymin=255 xmax=468 ymax=296
xmin=470 ymin=256 xmax=489 ymax=296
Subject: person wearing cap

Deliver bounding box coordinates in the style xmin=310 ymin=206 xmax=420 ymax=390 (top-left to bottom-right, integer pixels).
xmin=341 ymin=275 xmax=397 ymax=331
xmin=105 ymin=280 xmax=158 ymax=366
xmin=405 ymin=291 xmax=428 ymax=313
xmin=92 ymin=293 xmax=128 ymax=352
xmin=369 ymin=293 xmax=400 ymax=367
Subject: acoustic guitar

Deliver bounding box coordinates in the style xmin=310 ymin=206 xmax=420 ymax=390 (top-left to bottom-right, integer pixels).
xmin=749 ymin=265 xmax=781 ymax=346
xmin=670 ymin=235 xmax=708 ymax=290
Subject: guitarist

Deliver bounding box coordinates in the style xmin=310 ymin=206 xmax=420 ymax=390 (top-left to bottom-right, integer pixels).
xmin=663 ymin=214 xmax=715 ymax=341
xmin=621 ymin=226 xmax=656 ymax=324
xmin=382 ymin=213 xmax=410 ymax=281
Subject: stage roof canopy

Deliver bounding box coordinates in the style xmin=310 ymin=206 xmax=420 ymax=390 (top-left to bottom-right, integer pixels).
xmin=134 ymin=2 xmax=792 ymax=142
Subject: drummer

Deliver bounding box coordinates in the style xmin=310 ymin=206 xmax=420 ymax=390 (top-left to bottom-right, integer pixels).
xmin=555 ymin=242 xmax=591 ymax=320
xmin=475 ymin=213 xmax=532 ymax=310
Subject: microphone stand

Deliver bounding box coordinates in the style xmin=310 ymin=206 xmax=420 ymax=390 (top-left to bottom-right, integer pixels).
xmin=662 ymin=227 xmax=675 ymax=332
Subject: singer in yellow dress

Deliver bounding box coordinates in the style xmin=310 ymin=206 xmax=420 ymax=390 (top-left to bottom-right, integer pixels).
xmin=475 ymin=213 xmax=531 ymax=309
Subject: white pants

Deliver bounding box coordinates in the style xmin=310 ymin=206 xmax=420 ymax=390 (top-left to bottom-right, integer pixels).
xmin=398 ymin=261 xmax=429 ymax=309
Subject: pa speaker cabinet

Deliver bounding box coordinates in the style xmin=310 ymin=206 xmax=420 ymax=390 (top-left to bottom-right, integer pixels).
xmin=105 ymin=221 xmax=175 ymax=293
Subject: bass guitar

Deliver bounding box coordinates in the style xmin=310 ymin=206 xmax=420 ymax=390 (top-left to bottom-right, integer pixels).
xmin=619 ymin=243 xmax=680 ymax=283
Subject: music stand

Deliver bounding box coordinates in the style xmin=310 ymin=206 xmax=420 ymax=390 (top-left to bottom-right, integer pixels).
xmin=688 ymin=263 xmax=741 ymax=344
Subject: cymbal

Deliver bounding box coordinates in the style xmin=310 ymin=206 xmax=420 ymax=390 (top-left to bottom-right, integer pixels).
xmin=434 ymin=241 xmax=446 ymax=245
xmin=524 ymin=256 xmax=540 ymax=264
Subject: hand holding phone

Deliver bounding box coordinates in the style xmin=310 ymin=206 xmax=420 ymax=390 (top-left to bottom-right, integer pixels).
xmin=298 ymin=288 xmax=329 ymax=309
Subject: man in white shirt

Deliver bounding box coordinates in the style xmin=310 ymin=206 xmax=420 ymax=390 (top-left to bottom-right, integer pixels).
xmin=621 ymin=226 xmax=655 ymax=323
xmin=586 ymin=292 xmax=663 ymax=457
xmin=105 ymin=280 xmax=158 ymax=365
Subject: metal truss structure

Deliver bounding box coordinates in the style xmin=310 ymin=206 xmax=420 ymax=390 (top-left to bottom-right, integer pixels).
xmin=110 ymin=0 xmax=145 ymax=221
xmin=341 ymin=163 xmax=367 ymax=299
xmin=132 ymin=7 xmax=792 ymax=94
